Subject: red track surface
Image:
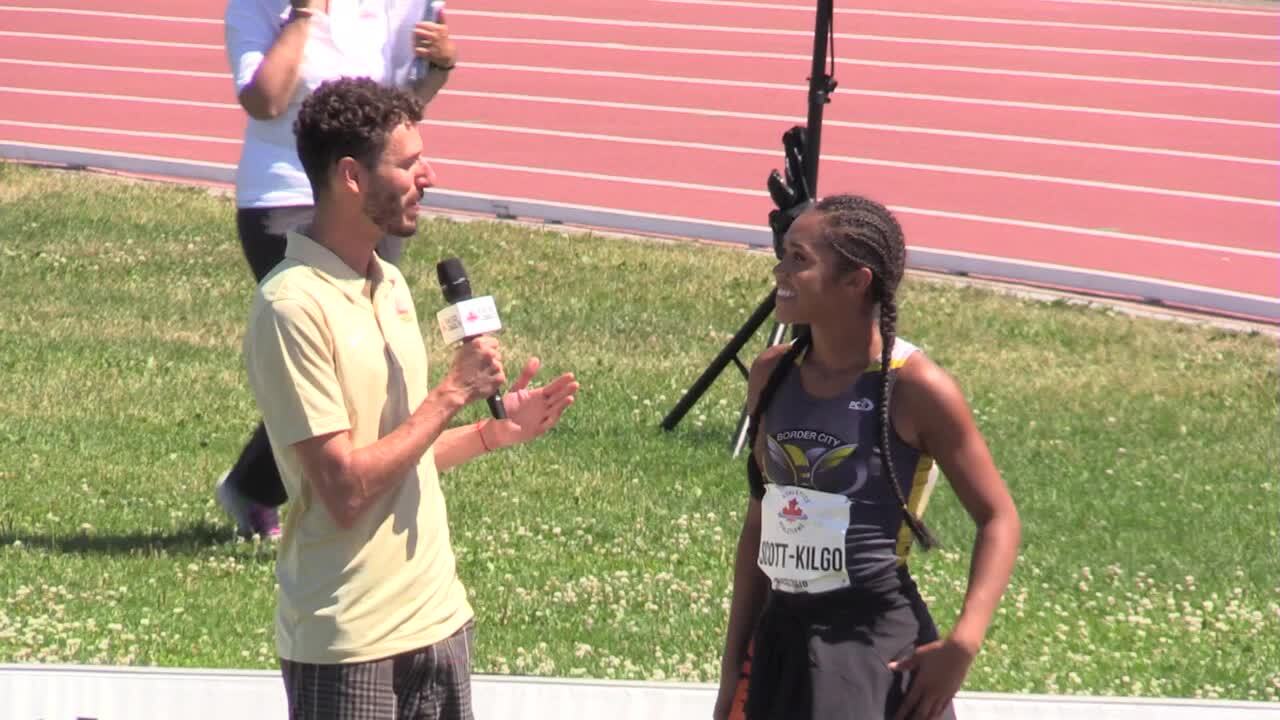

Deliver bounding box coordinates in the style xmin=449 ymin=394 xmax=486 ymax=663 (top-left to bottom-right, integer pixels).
xmin=1 ymin=0 xmax=1277 ymax=315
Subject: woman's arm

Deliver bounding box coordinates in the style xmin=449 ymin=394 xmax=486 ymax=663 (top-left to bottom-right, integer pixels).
xmin=890 ymin=354 xmax=1021 ymax=720
xmin=713 ymin=499 xmax=766 ymax=720
xmin=712 ymin=345 xmax=789 ymax=720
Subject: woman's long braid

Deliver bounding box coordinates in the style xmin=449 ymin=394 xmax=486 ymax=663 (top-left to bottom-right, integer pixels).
xmin=815 ymin=195 xmax=939 ymax=551
xmin=749 ymin=331 xmax=812 ymax=455
xmin=877 ymin=290 xmax=939 ymax=550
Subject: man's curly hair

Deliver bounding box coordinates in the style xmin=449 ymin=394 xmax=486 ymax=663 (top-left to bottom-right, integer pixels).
xmin=293 ymin=77 xmax=424 ymax=196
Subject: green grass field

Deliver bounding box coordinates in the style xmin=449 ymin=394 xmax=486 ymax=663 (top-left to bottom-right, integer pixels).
xmin=0 ymin=162 xmax=1277 ymax=701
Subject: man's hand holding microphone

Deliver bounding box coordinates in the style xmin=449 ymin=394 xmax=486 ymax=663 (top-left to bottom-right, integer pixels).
xmin=435 ymin=258 xmax=578 ymax=453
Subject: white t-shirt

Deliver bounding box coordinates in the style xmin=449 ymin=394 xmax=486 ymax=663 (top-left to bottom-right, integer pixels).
xmin=225 ymin=0 xmax=429 ymax=209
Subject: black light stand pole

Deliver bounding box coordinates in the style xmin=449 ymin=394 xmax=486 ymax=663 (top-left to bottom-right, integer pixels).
xmin=661 ymin=0 xmax=835 ymax=451
xmin=726 ymin=0 xmax=836 ymax=457
xmin=660 ymin=289 xmax=778 ymax=433
xmin=803 ymin=0 xmax=835 ymax=197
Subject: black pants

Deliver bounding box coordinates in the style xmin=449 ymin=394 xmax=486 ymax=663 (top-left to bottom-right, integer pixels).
xmin=228 ymin=206 xmax=405 ymax=506
xmin=746 ymin=570 xmax=958 ymax=720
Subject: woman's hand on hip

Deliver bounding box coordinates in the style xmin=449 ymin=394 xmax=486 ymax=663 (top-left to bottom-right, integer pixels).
xmin=888 ymin=636 xmax=976 ymax=720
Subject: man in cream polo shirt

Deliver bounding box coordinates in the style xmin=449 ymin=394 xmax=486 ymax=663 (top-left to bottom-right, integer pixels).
xmin=244 ymin=77 xmax=578 ymax=719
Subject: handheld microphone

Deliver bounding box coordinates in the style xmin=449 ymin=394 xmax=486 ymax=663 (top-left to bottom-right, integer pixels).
xmin=407 ymin=1 xmax=446 ymax=86
xmin=435 ymin=257 xmax=506 ymax=419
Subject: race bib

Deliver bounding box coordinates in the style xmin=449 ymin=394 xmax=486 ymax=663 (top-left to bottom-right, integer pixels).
xmin=758 ymin=484 xmax=851 ymax=594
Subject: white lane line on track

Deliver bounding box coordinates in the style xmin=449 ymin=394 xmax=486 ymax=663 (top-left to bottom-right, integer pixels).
xmin=0 ymin=119 xmax=239 ymax=144
xmin=656 ymin=0 xmax=1280 ymax=18
xmin=1046 ymin=0 xmax=1280 ymax=17
xmin=439 ymin=88 xmax=1280 ymax=167
xmin=463 ymin=62 xmax=1280 ymax=128
xmin=26 ymin=4 xmax=1261 ymax=68
xmin=5 ymin=24 xmax=1273 ymax=96
xmin=0 ymin=5 xmax=221 ymax=23
xmin=4 ymin=114 xmax=1276 ymax=260
xmin=447 ymin=10 xmax=1280 ymax=66
xmin=5 ymin=99 xmax=1274 ymax=238
xmin=426 ymin=189 xmax=1280 ymax=313
xmin=0 ymin=57 xmax=228 ymax=79
xmin=6 ymin=53 xmax=1271 ymax=127
xmin=2 ymin=58 xmax=1272 ymax=166
xmin=903 ymin=243 xmax=1280 ymax=305
xmin=2 ymin=5 xmax=1276 ymax=74
xmin=662 ymin=0 xmax=1280 ymax=20
xmin=3 ymin=2 xmax=1275 ymax=34
xmin=0 ymin=30 xmax=220 ymax=50
xmin=2 ymin=84 xmax=1276 ymax=208
xmin=0 ymin=85 xmax=239 ymax=109
xmin=652 ymin=0 xmax=1280 ymax=39
xmin=424 ymin=158 xmax=1280 ymax=260
xmin=453 ymin=34 xmax=1280 ymax=95
xmin=430 ymin=118 xmax=1280 ymax=208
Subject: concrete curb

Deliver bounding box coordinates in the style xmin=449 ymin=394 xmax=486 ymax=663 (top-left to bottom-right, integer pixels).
xmin=4 ymin=664 xmax=1279 ymax=720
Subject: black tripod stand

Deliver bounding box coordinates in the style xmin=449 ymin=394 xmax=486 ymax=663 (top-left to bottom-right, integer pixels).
xmin=661 ymin=0 xmax=837 ymax=455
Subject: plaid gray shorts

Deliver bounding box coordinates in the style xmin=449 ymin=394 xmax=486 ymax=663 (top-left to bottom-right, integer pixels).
xmin=281 ymin=621 xmax=475 ymax=720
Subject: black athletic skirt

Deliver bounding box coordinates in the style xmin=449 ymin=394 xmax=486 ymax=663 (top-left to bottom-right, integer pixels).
xmin=745 ymin=567 xmax=959 ymax=720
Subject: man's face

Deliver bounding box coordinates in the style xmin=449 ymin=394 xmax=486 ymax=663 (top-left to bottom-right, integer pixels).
xmin=360 ymin=123 xmax=435 ymax=238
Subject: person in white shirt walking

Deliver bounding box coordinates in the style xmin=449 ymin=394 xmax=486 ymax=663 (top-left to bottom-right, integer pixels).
xmin=217 ymin=0 xmax=457 ymax=538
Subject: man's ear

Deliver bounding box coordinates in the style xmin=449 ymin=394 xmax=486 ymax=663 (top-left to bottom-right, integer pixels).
xmin=335 ymin=156 xmax=363 ymax=196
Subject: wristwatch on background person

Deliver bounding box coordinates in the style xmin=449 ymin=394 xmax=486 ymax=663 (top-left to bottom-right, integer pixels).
xmin=288 ymin=2 xmax=315 ymax=21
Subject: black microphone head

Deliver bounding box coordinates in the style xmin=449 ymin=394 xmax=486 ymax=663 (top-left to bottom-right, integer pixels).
xmin=436 ymin=257 xmax=473 ymax=303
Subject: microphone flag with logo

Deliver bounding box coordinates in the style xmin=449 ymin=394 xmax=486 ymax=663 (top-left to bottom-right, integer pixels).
xmin=435 ymin=257 xmax=506 ymax=419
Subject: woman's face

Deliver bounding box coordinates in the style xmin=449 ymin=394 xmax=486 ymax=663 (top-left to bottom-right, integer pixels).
xmin=773 ymin=210 xmax=854 ymax=326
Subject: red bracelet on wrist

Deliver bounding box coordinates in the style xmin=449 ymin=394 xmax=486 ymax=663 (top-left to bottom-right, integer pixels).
xmin=476 ymin=420 xmax=493 ymax=452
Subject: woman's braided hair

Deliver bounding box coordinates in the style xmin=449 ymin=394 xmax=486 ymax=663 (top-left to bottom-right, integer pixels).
xmin=814 ymin=194 xmax=938 ymax=550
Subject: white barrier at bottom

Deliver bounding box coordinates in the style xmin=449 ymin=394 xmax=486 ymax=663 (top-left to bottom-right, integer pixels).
xmin=3 ymin=664 xmax=1277 ymax=720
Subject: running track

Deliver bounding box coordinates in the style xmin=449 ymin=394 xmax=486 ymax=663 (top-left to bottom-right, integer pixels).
xmin=1 ymin=0 xmax=1278 ymax=320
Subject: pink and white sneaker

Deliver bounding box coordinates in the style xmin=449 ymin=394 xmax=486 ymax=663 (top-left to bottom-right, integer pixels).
xmin=215 ymin=471 xmax=282 ymax=540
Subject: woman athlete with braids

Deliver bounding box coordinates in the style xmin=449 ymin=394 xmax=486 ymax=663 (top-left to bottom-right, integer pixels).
xmin=713 ymin=195 xmax=1021 ymax=720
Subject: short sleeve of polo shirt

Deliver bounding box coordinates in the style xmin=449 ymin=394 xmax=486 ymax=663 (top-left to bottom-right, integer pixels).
xmin=247 ymin=296 xmax=351 ymax=448
xmin=224 ymin=0 xmax=283 ymax=93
